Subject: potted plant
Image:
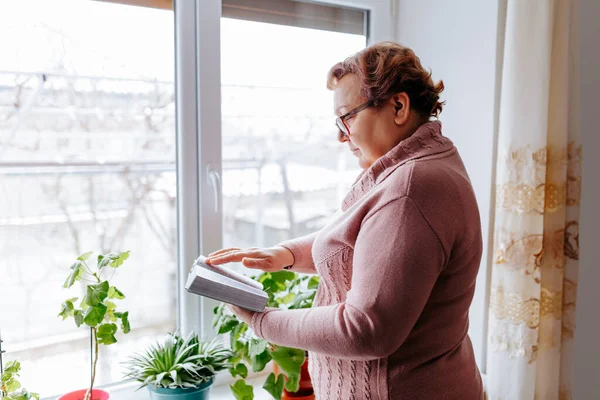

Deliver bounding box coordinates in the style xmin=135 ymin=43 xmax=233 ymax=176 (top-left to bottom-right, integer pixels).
xmin=123 ymin=332 xmax=232 ymax=399
xmin=213 ymin=270 xmax=319 ymax=400
xmin=1 ymin=360 xmax=39 ymax=400
xmin=57 ymin=251 xmax=132 ymax=400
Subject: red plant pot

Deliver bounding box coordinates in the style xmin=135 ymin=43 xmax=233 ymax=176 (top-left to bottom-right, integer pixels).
xmin=58 ymin=389 xmax=110 ymax=400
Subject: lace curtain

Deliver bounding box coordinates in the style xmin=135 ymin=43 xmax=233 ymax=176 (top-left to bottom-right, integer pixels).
xmin=486 ymin=0 xmax=581 ymax=399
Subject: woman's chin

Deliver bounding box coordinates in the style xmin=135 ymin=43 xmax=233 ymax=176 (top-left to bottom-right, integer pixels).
xmin=358 ymin=158 xmax=371 ymax=170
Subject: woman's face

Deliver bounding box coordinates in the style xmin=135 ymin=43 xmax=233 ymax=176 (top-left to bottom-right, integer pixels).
xmin=334 ymin=74 xmax=402 ymax=169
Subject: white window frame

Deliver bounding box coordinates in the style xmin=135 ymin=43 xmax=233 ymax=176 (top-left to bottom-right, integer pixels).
xmin=175 ymin=0 xmax=223 ymax=339
xmin=175 ymin=0 xmax=395 ymax=339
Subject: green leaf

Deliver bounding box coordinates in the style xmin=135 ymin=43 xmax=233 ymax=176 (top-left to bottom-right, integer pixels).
xmin=105 ymin=301 xmax=117 ymax=312
xmin=77 ymin=251 xmax=93 ymax=261
xmin=262 ymin=372 xmax=285 ymax=400
xmin=248 ymin=338 xmax=268 ymax=358
xmin=270 ymin=346 xmax=305 ymax=391
xmin=1 ymin=376 xmax=12 ymax=391
xmin=58 ymin=297 xmax=78 ymax=320
xmin=6 ymin=379 xmax=21 ymax=393
xmin=120 ymin=311 xmax=131 ymax=334
xmin=7 ymin=391 xmax=41 ymax=400
xmin=217 ymin=315 xmax=239 ymax=334
xmin=259 ymin=277 xmax=277 ymax=294
xmin=229 ymin=363 xmax=248 ymax=379
xmin=97 ymin=251 xmax=130 ymax=270
xmin=307 ymin=276 xmax=320 ymax=290
xmin=107 ymin=286 xmax=125 ymax=300
xmin=63 ymin=261 xmax=85 ymax=288
xmin=83 ymin=303 xmax=107 ymax=327
xmin=97 ymin=253 xmax=113 ymax=269
xmin=212 ymin=303 xmax=228 ymax=330
xmin=230 ymin=379 xmax=254 ymax=400
xmin=5 ymin=360 xmax=20 ymax=373
xmin=234 ymin=338 xmax=247 ymax=354
xmin=230 ymin=322 xmax=248 ymax=349
xmin=97 ymin=323 xmax=118 ymax=345
xmin=278 ymin=292 xmax=295 ymax=305
xmin=73 ymin=310 xmax=84 ymax=327
xmin=85 ymin=281 xmax=109 ymax=306
xmin=257 ymin=273 xmax=271 ymax=283
xmin=80 ymin=297 xmax=89 ymax=311
xmin=212 ymin=303 xmax=226 ymax=325
xmin=284 ymin=373 xmax=300 ymax=393
xmin=290 ymin=290 xmax=316 ymax=309
xmin=271 ymin=270 xmax=296 ymax=283
xmin=250 ymin=347 xmax=271 ymax=372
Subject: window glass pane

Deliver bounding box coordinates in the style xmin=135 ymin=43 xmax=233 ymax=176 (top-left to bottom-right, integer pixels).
xmin=220 ymin=18 xmax=366 ymax=268
xmin=0 ymin=1 xmax=176 ymax=397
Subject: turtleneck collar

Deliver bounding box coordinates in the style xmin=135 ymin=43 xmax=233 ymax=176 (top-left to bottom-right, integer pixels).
xmin=341 ymin=121 xmax=454 ymax=211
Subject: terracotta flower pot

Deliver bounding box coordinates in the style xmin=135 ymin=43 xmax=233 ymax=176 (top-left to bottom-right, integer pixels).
xmin=273 ymin=354 xmax=314 ymax=399
xmin=58 ymin=389 xmax=110 ymax=400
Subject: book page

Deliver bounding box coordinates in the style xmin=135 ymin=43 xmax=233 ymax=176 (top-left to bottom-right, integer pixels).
xmin=194 ymin=255 xmax=263 ymax=291
xmin=193 ymin=265 xmax=266 ymax=297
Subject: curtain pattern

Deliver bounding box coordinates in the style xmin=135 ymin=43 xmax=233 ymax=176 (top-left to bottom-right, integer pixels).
xmin=486 ymin=0 xmax=581 ymax=399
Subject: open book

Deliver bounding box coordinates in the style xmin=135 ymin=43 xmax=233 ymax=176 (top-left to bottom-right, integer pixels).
xmin=185 ymin=255 xmax=268 ymax=312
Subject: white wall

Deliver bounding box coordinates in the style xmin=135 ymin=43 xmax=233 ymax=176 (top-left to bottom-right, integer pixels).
xmin=395 ymin=0 xmax=501 ymax=370
xmin=573 ymin=0 xmax=600 ymax=397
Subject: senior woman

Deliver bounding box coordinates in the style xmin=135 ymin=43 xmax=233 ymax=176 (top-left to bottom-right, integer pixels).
xmin=206 ymin=42 xmax=483 ymax=400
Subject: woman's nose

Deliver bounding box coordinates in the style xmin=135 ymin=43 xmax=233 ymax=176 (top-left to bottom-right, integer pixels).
xmin=337 ymin=130 xmax=349 ymax=143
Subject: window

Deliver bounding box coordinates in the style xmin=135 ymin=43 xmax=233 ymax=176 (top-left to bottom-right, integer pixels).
xmin=220 ymin=16 xmax=366 ymax=258
xmin=0 ymin=0 xmax=177 ymax=397
xmin=1 ymin=0 xmax=393 ymax=398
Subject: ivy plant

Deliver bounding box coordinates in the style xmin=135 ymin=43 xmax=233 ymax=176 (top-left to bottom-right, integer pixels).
xmin=58 ymin=251 xmax=131 ymax=400
xmin=213 ymin=270 xmax=319 ymax=400
xmin=0 ymin=360 xmax=39 ymax=400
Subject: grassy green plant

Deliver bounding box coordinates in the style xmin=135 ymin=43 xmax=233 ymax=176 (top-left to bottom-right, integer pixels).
xmin=58 ymin=251 xmax=132 ymax=400
xmin=0 ymin=360 xmax=39 ymax=400
xmin=213 ymin=271 xmax=319 ymax=400
xmin=123 ymin=332 xmax=232 ymax=389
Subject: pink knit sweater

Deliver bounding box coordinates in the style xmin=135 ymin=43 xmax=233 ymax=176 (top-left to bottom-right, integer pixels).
xmin=250 ymin=121 xmax=484 ymax=400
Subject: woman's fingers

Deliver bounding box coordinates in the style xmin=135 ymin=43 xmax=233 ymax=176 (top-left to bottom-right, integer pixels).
xmin=207 ymin=249 xmax=260 ymax=265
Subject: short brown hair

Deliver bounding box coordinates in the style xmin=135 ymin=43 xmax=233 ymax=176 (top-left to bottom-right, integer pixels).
xmin=327 ymin=42 xmax=445 ymax=119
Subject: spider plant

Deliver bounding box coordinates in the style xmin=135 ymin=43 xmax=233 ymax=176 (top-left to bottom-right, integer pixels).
xmin=124 ymin=332 xmax=232 ymax=390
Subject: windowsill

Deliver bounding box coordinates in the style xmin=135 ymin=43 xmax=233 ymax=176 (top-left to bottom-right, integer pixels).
xmin=44 ymin=369 xmax=487 ymax=399
xmin=44 ymin=369 xmax=273 ymax=400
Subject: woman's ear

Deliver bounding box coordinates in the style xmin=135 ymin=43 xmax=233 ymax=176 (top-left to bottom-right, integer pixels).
xmin=391 ymin=93 xmax=410 ymax=125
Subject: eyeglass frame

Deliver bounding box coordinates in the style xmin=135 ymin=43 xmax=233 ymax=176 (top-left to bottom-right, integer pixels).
xmin=335 ymin=100 xmax=373 ymax=138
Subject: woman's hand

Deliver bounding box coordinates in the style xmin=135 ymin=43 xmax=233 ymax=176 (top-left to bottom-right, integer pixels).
xmin=205 ymin=246 xmax=294 ymax=272
xmin=229 ymin=305 xmax=255 ymax=325
xmin=229 ymin=305 xmax=278 ymax=325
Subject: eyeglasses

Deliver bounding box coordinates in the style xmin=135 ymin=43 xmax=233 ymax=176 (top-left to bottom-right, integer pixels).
xmin=335 ymin=100 xmax=373 ymax=138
